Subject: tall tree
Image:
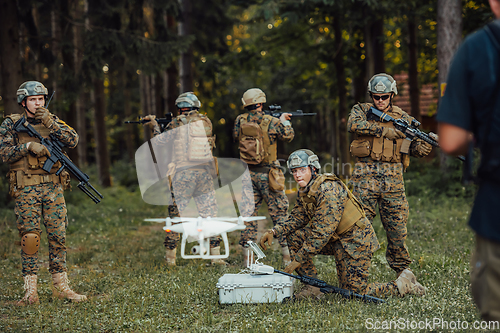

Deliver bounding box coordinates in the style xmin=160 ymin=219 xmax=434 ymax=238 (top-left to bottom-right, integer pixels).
xmin=0 ymin=0 xmax=23 ymax=114
xmin=179 ymin=0 xmax=193 ymax=92
xmin=437 ymin=0 xmax=462 ymax=168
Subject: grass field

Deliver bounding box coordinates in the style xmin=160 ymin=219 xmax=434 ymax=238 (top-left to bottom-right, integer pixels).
xmin=0 ymin=170 xmax=488 ymax=332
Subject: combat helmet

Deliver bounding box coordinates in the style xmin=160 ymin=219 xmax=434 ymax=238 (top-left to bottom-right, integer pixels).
xmin=367 ymin=73 xmax=398 ymax=95
xmin=16 ymin=81 xmax=48 ymax=105
xmin=287 ymin=149 xmax=321 ymax=171
xmin=241 ymin=88 xmax=266 ymax=108
xmin=175 ymin=92 xmax=201 ymax=110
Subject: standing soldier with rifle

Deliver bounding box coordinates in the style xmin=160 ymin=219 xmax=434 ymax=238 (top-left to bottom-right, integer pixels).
xmin=260 ymin=149 xmax=425 ymax=300
xmin=142 ymin=92 xmax=223 ymax=265
xmin=0 ymin=81 xmax=86 ymax=305
xmin=233 ymin=88 xmax=294 ymax=267
xmin=347 ymin=74 xmax=432 ymax=279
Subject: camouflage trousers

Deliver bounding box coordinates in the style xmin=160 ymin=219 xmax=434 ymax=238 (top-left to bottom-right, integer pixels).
xmin=239 ymin=169 xmax=288 ymax=247
xmin=352 ymin=187 xmax=411 ymax=275
xmin=15 ymin=183 xmax=68 ymax=276
xmin=286 ymin=225 xmax=397 ymax=298
xmin=164 ymin=168 xmax=220 ymax=250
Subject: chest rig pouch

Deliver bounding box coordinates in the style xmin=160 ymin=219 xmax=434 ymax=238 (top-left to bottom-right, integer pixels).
xmin=351 ymin=104 xmax=410 ymax=167
xmin=299 ymin=173 xmax=367 ymax=242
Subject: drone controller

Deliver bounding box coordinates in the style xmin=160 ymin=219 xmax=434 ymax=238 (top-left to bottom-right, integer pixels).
xmin=246 ymin=241 xmax=274 ymax=275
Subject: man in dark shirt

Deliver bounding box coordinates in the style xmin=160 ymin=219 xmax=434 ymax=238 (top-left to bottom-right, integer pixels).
xmin=437 ymin=0 xmax=500 ymax=321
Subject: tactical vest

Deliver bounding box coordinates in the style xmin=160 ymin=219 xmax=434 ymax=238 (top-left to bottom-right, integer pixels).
xmin=172 ymin=111 xmax=215 ymax=168
xmin=299 ymin=173 xmax=367 ymax=242
xmin=6 ymin=114 xmax=66 ymax=190
xmin=351 ymin=104 xmax=410 ymax=169
xmin=238 ymin=113 xmax=277 ymax=164
xmin=7 ymin=114 xmax=61 ymax=175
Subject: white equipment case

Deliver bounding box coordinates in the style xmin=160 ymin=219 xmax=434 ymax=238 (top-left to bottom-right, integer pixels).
xmin=217 ymin=273 xmax=293 ymax=304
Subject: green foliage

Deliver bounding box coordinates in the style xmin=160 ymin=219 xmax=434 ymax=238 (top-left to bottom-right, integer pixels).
xmin=405 ymin=155 xmax=478 ymax=201
xmin=0 ymin=180 xmax=481 ymax=331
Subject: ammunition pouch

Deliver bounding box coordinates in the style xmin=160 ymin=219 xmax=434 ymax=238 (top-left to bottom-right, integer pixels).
xmin=269 ymin=166 xmax=285 ymax=192
xmin=7 ymin=169 xmax=62 ymax=198
xmin=350 ymin=139 xmax=371 ymax=158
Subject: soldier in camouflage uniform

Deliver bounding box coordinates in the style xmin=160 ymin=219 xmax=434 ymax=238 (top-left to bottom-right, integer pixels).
xmin=347 ymin=74 xmax=433 ymax=277
xmin=260 ymin=149 xmax=425 ymax=300
xmin=233 ymin=88 xmax=294 ymax=266
xmin=0 ymin=81 xmax=86 ymax=305
xmin=143 ymin=92 xmax=222 ymax=265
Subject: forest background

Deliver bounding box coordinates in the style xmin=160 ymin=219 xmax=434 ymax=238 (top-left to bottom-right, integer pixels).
xmin=0 ymin=1 xmax=495 ymax=331
xmin=0 ymin=0 xmax=493 ymax=190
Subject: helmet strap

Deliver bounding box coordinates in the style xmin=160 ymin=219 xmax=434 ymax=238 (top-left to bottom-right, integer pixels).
xmin=245 ymin=103 xmax=261 ymax=111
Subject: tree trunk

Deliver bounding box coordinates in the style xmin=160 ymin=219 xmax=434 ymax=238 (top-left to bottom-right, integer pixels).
xmin=333 ymin=13 xmax=350 ymax=168
xmin=437 ymin=0 xmax=462 ymax=168
xmin=0 ymin=0 xmax=23 ymax=115
xmin=167 ymin=15 xmax=178 ymax=116
xmin=139 ymin=73 xmax=152 ymax=141
xmin=408 ymin=14 xmax=421 ymax=122
xmin=178 ymin=0 xmax=193 ymax=93
xmin=92 ymin=78 xmax=111 ymax=187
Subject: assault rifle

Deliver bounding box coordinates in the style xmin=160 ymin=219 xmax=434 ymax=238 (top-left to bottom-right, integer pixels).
xmin=13 ymin=117 xmax=103 ymax=203
xmin=367 ymin=107 xmax=465 ymax=161
xmin=264 ymin=105 xmax=316 ymax=118
xmin=124 ymin=113 xmax=173 ymax=133
xmin=275 ymin=270 xmax=385 ymax=304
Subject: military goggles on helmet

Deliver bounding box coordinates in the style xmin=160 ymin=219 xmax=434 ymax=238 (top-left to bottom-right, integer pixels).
xmin=372 ymin=94 xmax=391 ymax=101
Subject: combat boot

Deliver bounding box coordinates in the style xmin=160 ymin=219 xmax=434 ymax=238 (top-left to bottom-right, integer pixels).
xmin=281 ymin=246 xmax=291 ymax=266
xmin=52 ymin=272 xmax=87 ymax=302
xmin=210 ymin=246 xmax=227 ymax=265
xmin=165 ymin=247 xmax=177 ymax=266
xmin=294 ymin=285 xmax=324 ymax=301
xmin=395 ymin=269 xmax=426 ymax=297
xmin=17 ymin=275 xmax=39 ymax=306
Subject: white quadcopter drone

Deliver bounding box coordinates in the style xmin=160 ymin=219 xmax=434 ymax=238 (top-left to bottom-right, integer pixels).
xmin=144 ymin=216 xmax=266 ymax=260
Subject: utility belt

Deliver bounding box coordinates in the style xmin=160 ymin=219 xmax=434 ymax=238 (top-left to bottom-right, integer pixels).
xmin=248 ymin=165 xmax=271 ymax=173
xmin=8 ymin=169 xmax=70 ymax=199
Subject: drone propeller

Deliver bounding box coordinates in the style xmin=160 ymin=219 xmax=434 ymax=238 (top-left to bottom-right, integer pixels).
xmin=144 ymin=218 xmax=170 ymax=223
xmin=215 ymin=216 xmax=267 ymax=222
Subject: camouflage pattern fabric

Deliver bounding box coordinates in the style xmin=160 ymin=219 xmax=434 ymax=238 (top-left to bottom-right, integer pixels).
xmin=151 ymin=112 xmax=220 ymax=249
xmin=0 ymin=113 xmax=78 ymax=277
xmin=239 ymin=169 xmax=288 ymax=247
xmin=165 ymin=169 xmax=221 ymax=248
xmin=233 ymin=109 xmax=294 ymax=247
xmin=0 ymin=113 xmax=78 ymax=162
xmin=15 ymin=183 xmax=68 ymax=276
xmin=347 ymin=102 xmax=428 ymax=158
xmin=274 ymin=176 xmax=397 ymax=298
xmin=347 ymin=102 xmax=426 ymax=274
xmin=350 ymin=162 xmax=411 ymax=273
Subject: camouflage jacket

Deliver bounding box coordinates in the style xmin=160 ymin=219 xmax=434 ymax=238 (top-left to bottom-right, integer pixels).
xmin=274 ymin=177 xmax=379 ymax=264
xmin=232 ymin=110 xmax=294 ymax=147
xmin=347 ymin=102 xmax=426 ymax=158
xmin=0 ymin=112 xmax=78 ymax=164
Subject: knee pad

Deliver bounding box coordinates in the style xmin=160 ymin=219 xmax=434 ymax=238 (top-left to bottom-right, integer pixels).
xmin=21 ymin=232 xmax=41 ymax=255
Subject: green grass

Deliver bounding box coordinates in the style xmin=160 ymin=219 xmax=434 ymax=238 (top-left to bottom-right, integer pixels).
xmin=0 ymin=178 xmax=484 ymax=332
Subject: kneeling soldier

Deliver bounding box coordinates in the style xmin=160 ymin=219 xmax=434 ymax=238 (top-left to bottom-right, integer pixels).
xmin=260 ymin=149 xmax=425 ymax=300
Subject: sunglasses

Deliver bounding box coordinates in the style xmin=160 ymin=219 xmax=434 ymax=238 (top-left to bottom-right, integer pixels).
xmin=372 ymin=94 xmax=391 ymax=101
